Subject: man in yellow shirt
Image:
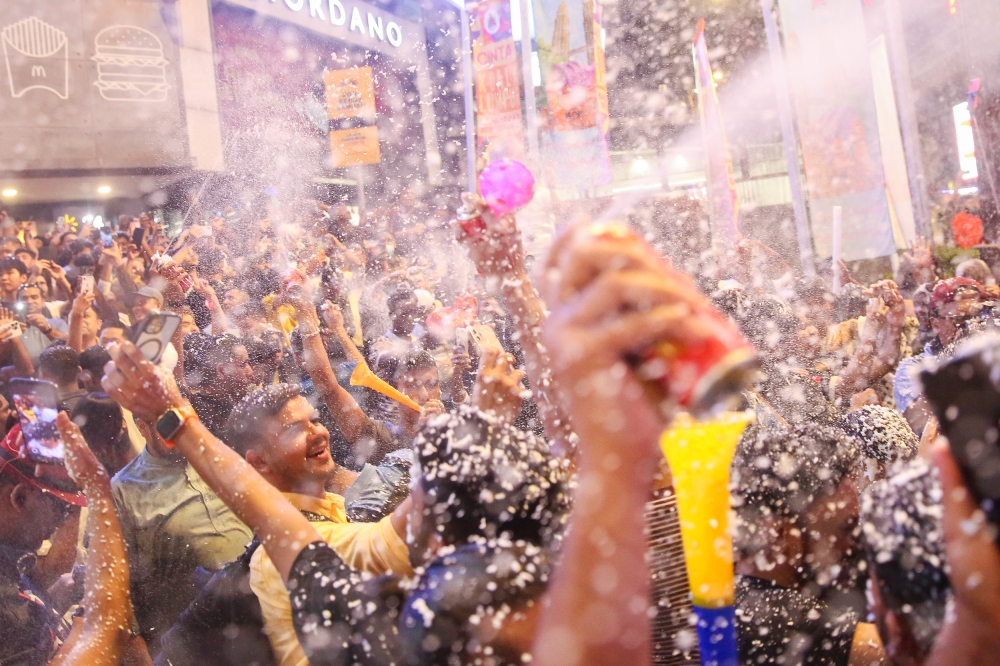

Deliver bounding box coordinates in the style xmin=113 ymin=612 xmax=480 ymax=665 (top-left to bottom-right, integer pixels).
xmin=225 ymin=383 xmax=414 ymax=666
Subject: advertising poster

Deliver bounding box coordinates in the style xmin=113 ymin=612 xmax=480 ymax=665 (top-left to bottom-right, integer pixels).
xmin=778 ymin=0 xmax=895 ymax=261
xmin=324 ymin=66 xmax=380 ymax=167
xmin=0 ymin=1 xmax=187 ymax=171
xmin=534 ymin=0 xmax=612 ymax=193
xmin=472 ymin=0 xmax=525 ymax=164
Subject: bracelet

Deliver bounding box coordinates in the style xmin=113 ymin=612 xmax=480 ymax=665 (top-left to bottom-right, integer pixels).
xmin=298 ymin=321 xmax=320 ymax=337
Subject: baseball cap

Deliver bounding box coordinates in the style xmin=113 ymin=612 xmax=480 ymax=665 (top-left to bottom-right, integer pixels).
xmin=0 ymin=424 xmax=86 ymax=507
xmin=930 ymin=277 xmax=986 ymax=317
xmin=135 ymin=286 xmax=164 ymax=307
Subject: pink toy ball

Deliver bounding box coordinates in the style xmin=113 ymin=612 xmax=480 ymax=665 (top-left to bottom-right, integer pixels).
xmin=479 ymin=159 xmax=535 ymax=216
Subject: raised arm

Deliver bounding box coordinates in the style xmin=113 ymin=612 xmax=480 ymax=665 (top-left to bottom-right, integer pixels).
xmin=288 ymin=294 xmax=370 ymax=443
xmin=455 ymin=207 xmax=575 ymax=456
xmin=49 ymin=414 xmax=131 ymax=666
xmin=102 ymin=341 xmax=321 ymax=582
xmin=0 ymin=307 xmax=34 ymax=379
xmin=532 ymin=223 xmax=713 ymax=666
xmin=68 ymin=291 xmax=96 ymax=353
xmin=319 ymin=301 xmax=366 ymax=366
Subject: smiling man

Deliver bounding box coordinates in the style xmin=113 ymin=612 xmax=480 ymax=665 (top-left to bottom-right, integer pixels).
xmin=225 ymin=383 xmax=413 ymax=666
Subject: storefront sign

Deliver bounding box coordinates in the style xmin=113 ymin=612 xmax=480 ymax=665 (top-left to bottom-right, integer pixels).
xmin=472 ymin=0 xmax=524 ymax=163
xmin=221 ymin=0 xmax=412 ymax=55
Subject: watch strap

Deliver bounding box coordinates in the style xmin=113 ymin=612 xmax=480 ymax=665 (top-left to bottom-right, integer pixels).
xmin=157 ymin=405 xmax=198 ymax=447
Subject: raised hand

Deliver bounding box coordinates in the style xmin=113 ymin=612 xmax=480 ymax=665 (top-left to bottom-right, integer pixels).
xmin=58 ymin=412 xmax=108 ymax=490
xmin=319 ymin=300 xmax=346 ymax=332
xmin=539 ymin=223 xmax=709 ymax=459
xmin=70 ymin=290 xmax=95 ymax=319
xmin=100 ymin=239 xmax=124 ymax=267
xmin=471 ymin=348 xmax=526 ymax=423
xmin=453 ymin=196 xmax=526 ymax=281
xmin=901 ymin=236 xmax=936 ymax=286
xmin=102 ymin=341 xmax=187 ymax=424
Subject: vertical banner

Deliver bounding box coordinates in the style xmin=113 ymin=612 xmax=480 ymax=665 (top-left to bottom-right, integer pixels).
xmin=472 ymin=0 xmax=525 ymax=165
xmin=534 ymin=0 xmax=612 ymax=194
xmin=778 ymin=0 xmax=895 ymax=261
xmin=870 ymin=35 xmax=916 ymax=246
xmin=693 ymin=20 xmax=740 ymax=249
xmin=324 ymin=66 xmax=381 ymax=168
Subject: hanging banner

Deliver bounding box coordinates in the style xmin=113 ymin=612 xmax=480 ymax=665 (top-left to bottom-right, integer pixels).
xmin=778 ymin=0 xmax=895 ymax=261
xmin=534 ymin=0 xmax=612 ymax=193
xmin=324 ymin=66 xmax=380 ymax=167
xmin=693 ymin=20 xmax=740 ymax=248
xmin=472 ymin=0 xmax=525 ymax=164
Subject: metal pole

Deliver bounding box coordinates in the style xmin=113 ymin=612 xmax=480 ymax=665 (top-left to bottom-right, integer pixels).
xmin=760 ymin=0 xmax=815 ymax=276
xmin=517 ymin=0 xmax=540 ymax=163
xmin=460 ymin=2 xmax=477 ymax=192
xmin=883 ymin=0 xmax=931 ymax=240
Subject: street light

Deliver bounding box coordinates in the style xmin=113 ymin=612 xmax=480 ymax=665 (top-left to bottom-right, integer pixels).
xmin=1 ymin=189 xmax=15 ymax=197
xmin=98 ymin=185 xmax=112 ymax=194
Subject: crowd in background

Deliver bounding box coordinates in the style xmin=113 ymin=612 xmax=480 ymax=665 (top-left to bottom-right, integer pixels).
xmin=0 ymin=190 xmax=999 ymax=666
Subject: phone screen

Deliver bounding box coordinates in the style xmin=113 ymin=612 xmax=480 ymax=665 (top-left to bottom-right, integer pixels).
xmin=11 ymin=379 xmax=64 ymax=465
xmin=79 ymin=275 xmax=95 ymax=295
xmin=132 ymin=227 xmax=146 ymax=247
xmin=132 ymin=313 xmax=181 ymax=363
xmin=100 ymin=232 xmax=114 ymax=248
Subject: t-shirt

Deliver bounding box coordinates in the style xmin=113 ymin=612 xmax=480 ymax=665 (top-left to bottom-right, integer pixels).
xmin=111 ymin=449 xmax=253 ymax=650
xmin=735 ymin=575 xmax=858 ymax=666
xmin=249 ymin=491 xmax=412 ymax=666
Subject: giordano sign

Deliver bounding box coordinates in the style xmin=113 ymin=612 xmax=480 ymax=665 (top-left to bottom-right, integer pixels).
xmin=220 ymin=0 xmax=424 ymax=60
xmin=217 ymin=0 xmax=442 ymax=184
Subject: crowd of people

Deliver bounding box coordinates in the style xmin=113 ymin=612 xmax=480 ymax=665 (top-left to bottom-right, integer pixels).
xmin=0 ymin=192 xmax=999 ymax=666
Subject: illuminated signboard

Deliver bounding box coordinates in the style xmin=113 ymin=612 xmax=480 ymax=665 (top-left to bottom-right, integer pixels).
xmin=953 ymin=101 xmax=978 ymax=181
xmin=220 ymin=0 xmax=418 ymax=56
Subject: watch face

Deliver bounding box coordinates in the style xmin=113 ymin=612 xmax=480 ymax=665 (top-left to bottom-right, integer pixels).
xmin=156 ymin=410 xmax=183 ymax=441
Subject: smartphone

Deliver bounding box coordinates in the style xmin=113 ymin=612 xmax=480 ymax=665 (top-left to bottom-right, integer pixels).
xmin=921 ymin=333 xmax=1000 ymax=546
xmin=100 ymin=232 xmax=114 ymax=248
xmin=10 ymin=378 xmax=65 ymax=465
xmin=132 ymin=312 xmax=181 ymax=363
xmin=132 ymin=227 xmax=146 ymax=247
xmin=79 ymin=275 xmax=95 ymax=296
xmin=0 ymin=320 xmax=22 ymax=340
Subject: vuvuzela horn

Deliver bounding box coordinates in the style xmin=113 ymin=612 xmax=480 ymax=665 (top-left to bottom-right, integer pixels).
xmin=349 ymin=362 xmax=422 ymax=412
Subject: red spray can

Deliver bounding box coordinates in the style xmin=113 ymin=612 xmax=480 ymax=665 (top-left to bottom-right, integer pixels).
xmin=589 ymin=224 xmax=759 ymax=417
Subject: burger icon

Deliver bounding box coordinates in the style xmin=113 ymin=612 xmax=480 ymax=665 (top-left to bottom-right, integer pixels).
xmin=92 ymin=25 xmax=169 ymax=102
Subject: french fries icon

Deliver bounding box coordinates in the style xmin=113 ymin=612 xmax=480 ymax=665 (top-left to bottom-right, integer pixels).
xmin=2 ymin=17 xmax=69 ymax=99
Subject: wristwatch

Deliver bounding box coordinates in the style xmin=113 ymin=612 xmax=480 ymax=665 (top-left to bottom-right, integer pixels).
xmin=156 ymin=404 xmax=199 ymax=447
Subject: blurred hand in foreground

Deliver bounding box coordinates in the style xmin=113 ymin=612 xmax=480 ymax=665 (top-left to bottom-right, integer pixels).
xmin=538 ymin=223 xmax=709 ymax=464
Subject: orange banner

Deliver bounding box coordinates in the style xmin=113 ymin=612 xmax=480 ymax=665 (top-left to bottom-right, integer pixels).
xmin=472 ymin=0 xmax=524 ymax=164
xmin=324 ymin=67 xmax=376 ymax=120
xmin=329 ymin=126 xmax=380 ymax=167
xmin=324 ymin=66 xmax=380 ymax=167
